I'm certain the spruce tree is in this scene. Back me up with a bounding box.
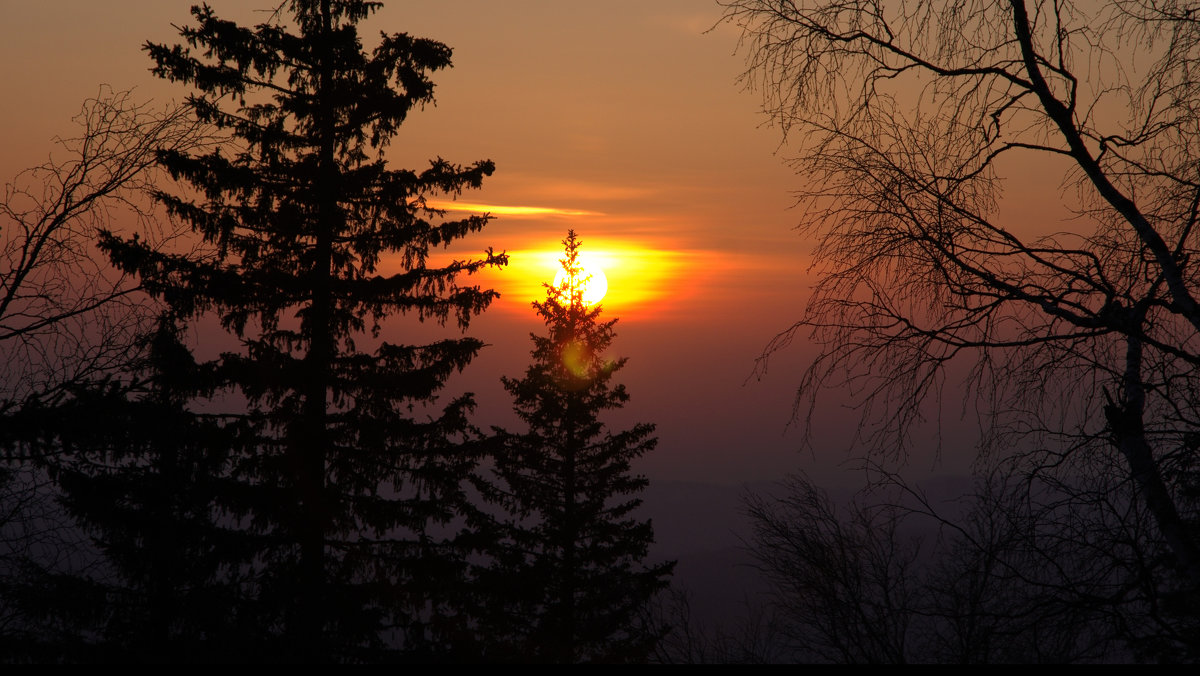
[3,317,251,662]
[479,230,673,663]
[100,0,504,660]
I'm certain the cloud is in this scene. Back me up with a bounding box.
[423,199,600,218]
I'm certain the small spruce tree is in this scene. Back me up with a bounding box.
[478,230,674,663]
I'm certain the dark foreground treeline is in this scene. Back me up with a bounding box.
[0,0,670,663]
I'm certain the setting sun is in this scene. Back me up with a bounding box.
[555,257,608,306]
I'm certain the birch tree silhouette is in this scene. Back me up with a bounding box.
[723,0,1200,657]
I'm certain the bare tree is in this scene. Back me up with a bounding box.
[646,586,792,664]
[745,475,920,662]
[0,86,207,412]
[744,470,1141,663]
[722,0,1200,642]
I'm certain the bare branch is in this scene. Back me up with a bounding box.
[0,86,214,409]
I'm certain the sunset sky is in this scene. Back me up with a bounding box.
[0,1,958,486]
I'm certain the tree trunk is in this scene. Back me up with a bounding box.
[1108,325,1200,587]
[294,0,336,660]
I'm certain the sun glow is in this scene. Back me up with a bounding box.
[481,241,694,318]
[554,257,608,306]
[386,237,718,321]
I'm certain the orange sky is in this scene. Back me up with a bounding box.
[0,1,934,484]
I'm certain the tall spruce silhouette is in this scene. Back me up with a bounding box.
[477,231,673,663]
[100,0,504,660]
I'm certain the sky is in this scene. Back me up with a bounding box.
[0,0,958,487]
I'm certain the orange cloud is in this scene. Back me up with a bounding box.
[423,199,600,218]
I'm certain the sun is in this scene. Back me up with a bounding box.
[554,257,608,306]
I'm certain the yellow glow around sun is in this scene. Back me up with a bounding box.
[480,242,693,317]
[394,238,704,320]
[554,256,608,306]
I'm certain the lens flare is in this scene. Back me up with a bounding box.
[561,339,593,379]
